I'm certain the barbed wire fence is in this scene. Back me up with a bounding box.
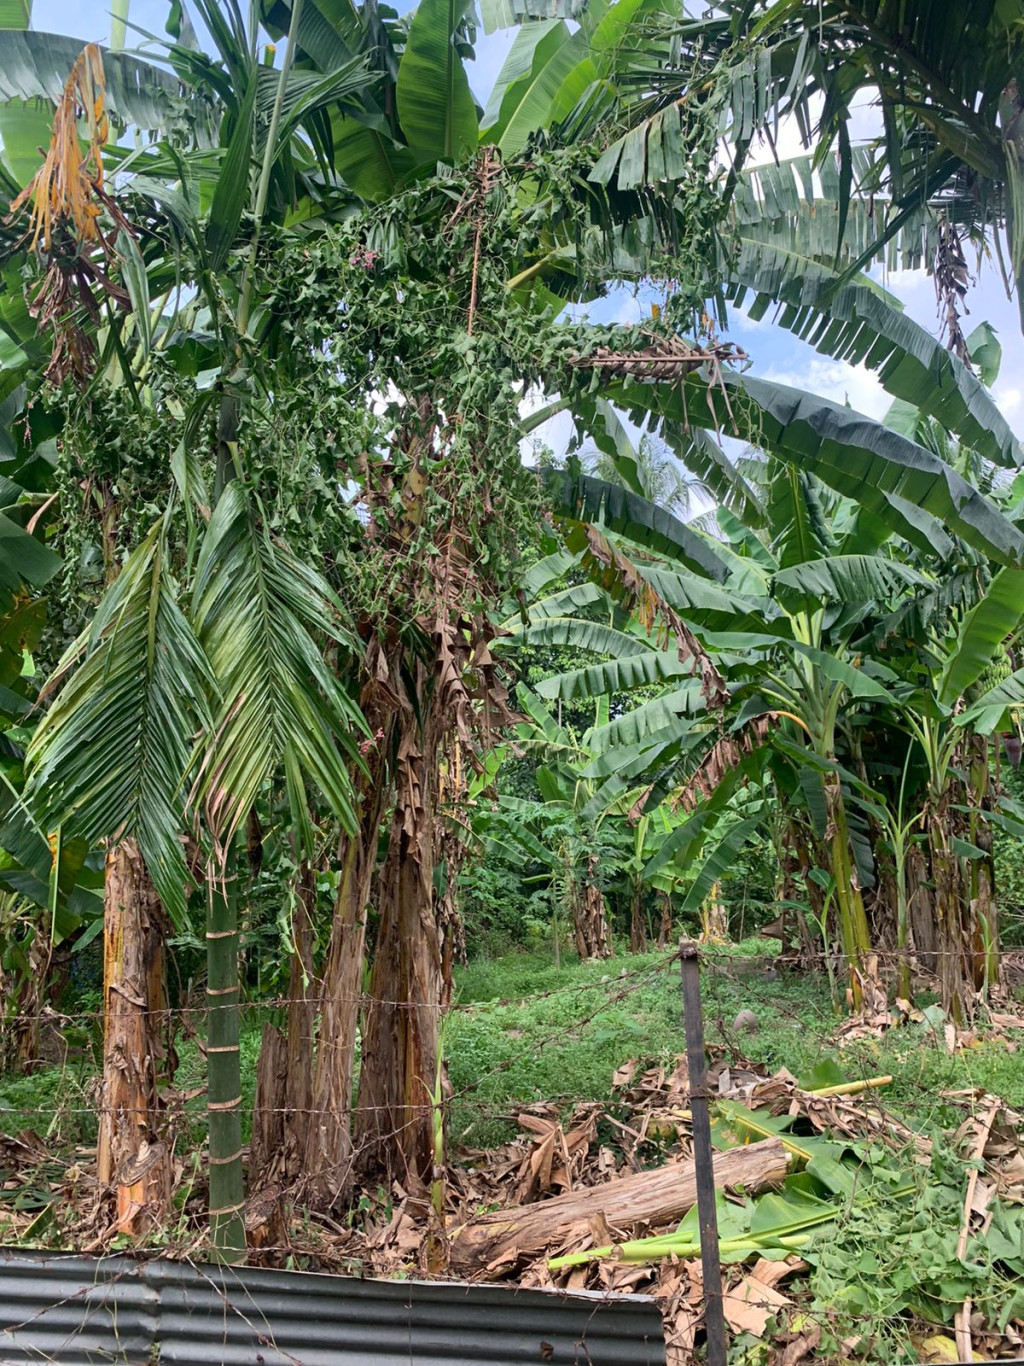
[2,943,1016,1138]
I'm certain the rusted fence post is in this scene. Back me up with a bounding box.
[680,939,726,1366]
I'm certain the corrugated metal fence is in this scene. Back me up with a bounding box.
[0,1249,666,1365]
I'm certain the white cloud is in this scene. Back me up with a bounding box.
[757,357,891,421]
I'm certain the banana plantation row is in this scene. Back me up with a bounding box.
[0,0,1023,1261]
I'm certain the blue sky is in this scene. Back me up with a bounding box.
[28,0,1024,441]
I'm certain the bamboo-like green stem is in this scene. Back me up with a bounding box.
[204,5,308,1249]
[206,869,245,1262]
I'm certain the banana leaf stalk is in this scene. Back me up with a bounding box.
[547,1182,916,1271]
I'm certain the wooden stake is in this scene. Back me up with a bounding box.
[680,939,727,1366]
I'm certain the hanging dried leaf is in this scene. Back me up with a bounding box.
[581,524,728,707]
[6,43,134,385]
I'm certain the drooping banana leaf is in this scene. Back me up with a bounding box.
[726,229,1020,468]
[0,30,218,141]
[936,566,1024,706]
[609,369,1024,566]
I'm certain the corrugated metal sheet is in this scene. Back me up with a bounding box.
[0,1249,666,1365]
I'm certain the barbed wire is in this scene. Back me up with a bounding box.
[0,949,685,1027]
[4,941,1024,1029]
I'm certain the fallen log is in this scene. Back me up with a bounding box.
[449,1137,789,1277]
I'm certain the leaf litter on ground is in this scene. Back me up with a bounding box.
[8,1022,1024,1363]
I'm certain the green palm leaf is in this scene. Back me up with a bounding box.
[25,521,213,925]
[206,72,257,271]
[190,482,365,851]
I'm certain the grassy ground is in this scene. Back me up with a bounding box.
[3,939,1023,1153]
[447,940,1024,1144]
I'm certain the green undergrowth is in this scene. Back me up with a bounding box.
[4,941,1024,1161]
[447,941,1024,1145]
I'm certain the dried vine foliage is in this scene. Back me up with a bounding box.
[677,716,772,812]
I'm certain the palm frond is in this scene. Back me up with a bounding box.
[25,521,212,924]
[190,481,366,854]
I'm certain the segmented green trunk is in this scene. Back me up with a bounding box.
[929,786,974,1025]
[967,735,999,996]
[826,780,873,1006]
[207,864,244,1261]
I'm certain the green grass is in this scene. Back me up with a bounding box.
[448,941,1024,1145]
[4,942,1024,1158]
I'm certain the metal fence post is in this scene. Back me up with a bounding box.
[679,939,727,1366]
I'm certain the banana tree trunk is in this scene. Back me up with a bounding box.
[96,838,173,1236]
[777,818,824,963]
[656,891,673,948]
[967,734,999,997]
[250,862,318,1192]
[629,880,647,953]
[700,880,728,942]
[5,916,51,1073]
[825,778,875,1008]
[929,787,974,1025]
[305,752,391,1207]
[907,836,937,979]
[356,708,445,1194]
[573,855,611,960]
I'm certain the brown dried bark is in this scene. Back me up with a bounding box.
[629,882,647,954]
[3,915,51,1073]
[449,1137,789,1277]
[656,891,673,948]
[931,786,974,1024]
[907,836,938,977]
[95,838,172,1235]
[967,734,999,995]
[250,863,318,1191]
[571,855,611,960]
[303,751,392,1207]
[356,691,446,1194]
